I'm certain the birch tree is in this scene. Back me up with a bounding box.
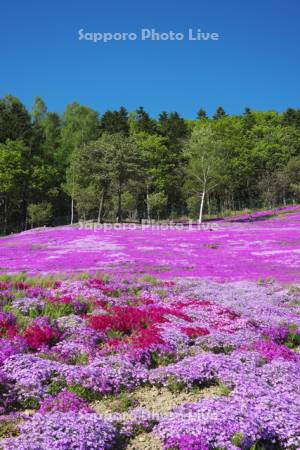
[185,127,222,223]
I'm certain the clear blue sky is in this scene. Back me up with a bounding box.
[1,0,299,118]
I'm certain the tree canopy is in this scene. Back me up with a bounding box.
[1,94,300,234]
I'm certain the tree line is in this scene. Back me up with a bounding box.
[1,94,300,233]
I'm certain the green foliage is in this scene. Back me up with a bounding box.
[101,106,129,135]
[15,310,33,330]
[47,378,68,396]
[0,95,33,144]
[43,302,74,320]
[60,101,100,156]
[68,384,102,402]
[130,107,158,135]
[120,191,137,219]
[17,396,40,410]
[167,376,186,393]
[147,192,167,220]
[0,140,31,232]
[213,106,227,120]
[150,351,176,368]
[231,431,244,447]
[184,126,224,222]
[3,305,33,330]
[107,329,125,339]
[27,202,53,227]
[1,94,300,235]
[197,108,207,120]
[32,96,47,124]
[109,392,137,412]
[141,275,158,285]
[186,195,200,218]
[0,140,30,193]
[285,331,300,348]
[70,353,89,365]
[218,383,232,396]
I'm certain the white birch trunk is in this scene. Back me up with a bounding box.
[198,191,205,224]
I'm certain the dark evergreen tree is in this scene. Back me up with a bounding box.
[282,108,300,128]
[243,107,256,130]
[0,95,33,144]
[213,106,227,120]
[101,107,129,135]
[159,111,188,144]
[134,107,157,134]
[197,108,207,120]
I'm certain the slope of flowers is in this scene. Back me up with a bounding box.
[0,274,300,449]
[1,206,300,283]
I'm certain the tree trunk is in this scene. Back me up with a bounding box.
[207,192,211,216]
[97,189,105,224]
[117,181,122,223]
[70,197,74,225]
[24,200,28,231]
[70,164,75,225]
[3,197,7,235]
[146,184,151,221]
[198,191,205,224]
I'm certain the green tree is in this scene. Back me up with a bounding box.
[42,112,61,151]
[147,192,167,220]
[158,112,188,215]
[60,102,100,221]
[108,134,139,222]
[134,132,169,220]
[31,97,47,124]
[133,107,158,134]
[101,107,129,135]
[197,109,207,120]
[28,202,53,228]
[67,135,114,223]
[0,95,33,144]
[282,108,300,128]
[66,133,138,223]
[185,127,222,223]
[60,102,100,161]
[213,106,227,120]
[120,192,137,220]
[0,140,30,232]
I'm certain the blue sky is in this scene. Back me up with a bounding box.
[1,0,299,118]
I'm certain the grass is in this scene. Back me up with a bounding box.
[109,392,138,413]
[0,272,102,288]
[140,275,158,286]
[202,204,300,222]
[0,420,20,440]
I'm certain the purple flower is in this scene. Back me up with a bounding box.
[38,390,93,414]
[164,435,208,450]
[2,412,116,449]
[253,340,299,362]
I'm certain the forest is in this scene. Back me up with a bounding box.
[1,94,300,234]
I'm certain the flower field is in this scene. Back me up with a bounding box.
[1,206,300,283]
[0,208,300,449]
